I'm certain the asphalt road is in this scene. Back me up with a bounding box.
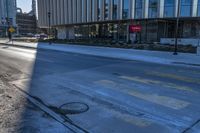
[0,45,200,133]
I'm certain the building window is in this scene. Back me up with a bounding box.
[135,0,143,19]
[180,0,192,17]
[197,0,200,16]
[164,0,175,17]
[105,0,109,20]
[113,0,118,20]
[122,0,129,19]
[148,0,158,18]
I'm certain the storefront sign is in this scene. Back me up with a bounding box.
[129,25,142,33]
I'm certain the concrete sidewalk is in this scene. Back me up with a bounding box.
[0,39,200,67]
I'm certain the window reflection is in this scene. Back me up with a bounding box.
[98,0,101,20]
[164,0,175,17]
[148,0,158,18]
[180,0,192,17]
[135,0,143,19]
[113,0,118,20]
[197,0,200,16]
[122,0,129,19]
[105,0,109,20]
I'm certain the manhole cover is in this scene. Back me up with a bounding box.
[60,102,89,115]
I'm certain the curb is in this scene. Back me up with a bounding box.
[0,42,36,50]
[1,42,200,68]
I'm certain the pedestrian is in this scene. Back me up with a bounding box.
[8,31,12,42]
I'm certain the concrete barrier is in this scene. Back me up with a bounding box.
[160,38,199,46]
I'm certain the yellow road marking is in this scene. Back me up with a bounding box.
[147,71,200,85]
[95,80,190,110]
[120,76,196,93]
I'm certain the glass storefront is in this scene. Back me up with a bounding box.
[164,0,175,17]
[148,0,158,18]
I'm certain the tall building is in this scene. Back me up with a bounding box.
[0,0,17,36]
[29,0,37,16]
[37,0,200,43]
[16,0,37,35]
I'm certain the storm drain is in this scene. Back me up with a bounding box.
[60,102,89,115]
[50,102,89,115]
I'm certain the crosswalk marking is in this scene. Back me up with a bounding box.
[147,71,200,85]
[120,76,196,93]
[95,80,190,110]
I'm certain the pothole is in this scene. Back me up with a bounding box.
[50,102,89,115]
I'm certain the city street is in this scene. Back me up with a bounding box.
[0,45,200,133]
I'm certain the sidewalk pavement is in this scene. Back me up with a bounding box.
[0,39,200,67]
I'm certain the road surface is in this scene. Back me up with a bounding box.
[0,45,200,133]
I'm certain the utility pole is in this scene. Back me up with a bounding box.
[6,0,10,39]
[48,0,51,45]
[48,11,51,44]
[174,0,181,55]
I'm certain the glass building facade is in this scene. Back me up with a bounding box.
[148,0,159,18]
[38,0,200,43]
[164,0,175,17]
[122,0,130,19]
[135,0,143,19]
[198,0,200,16]
[105,0,109,20]
[112,0,118,20]
[0,0,17,36]
[180,0,192,17]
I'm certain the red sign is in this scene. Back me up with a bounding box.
[129,25,142,33]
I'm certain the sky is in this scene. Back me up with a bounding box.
[17,0,32,13]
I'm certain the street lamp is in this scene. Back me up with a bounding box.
[48,11,52,45]
[174,0,181,55]
[6,0,10,40]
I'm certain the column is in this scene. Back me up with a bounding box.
[144,0,149,18]
[130,0,135,19]
[192,0,198,17]
[159,0,164,18]
[175,0,179,17]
